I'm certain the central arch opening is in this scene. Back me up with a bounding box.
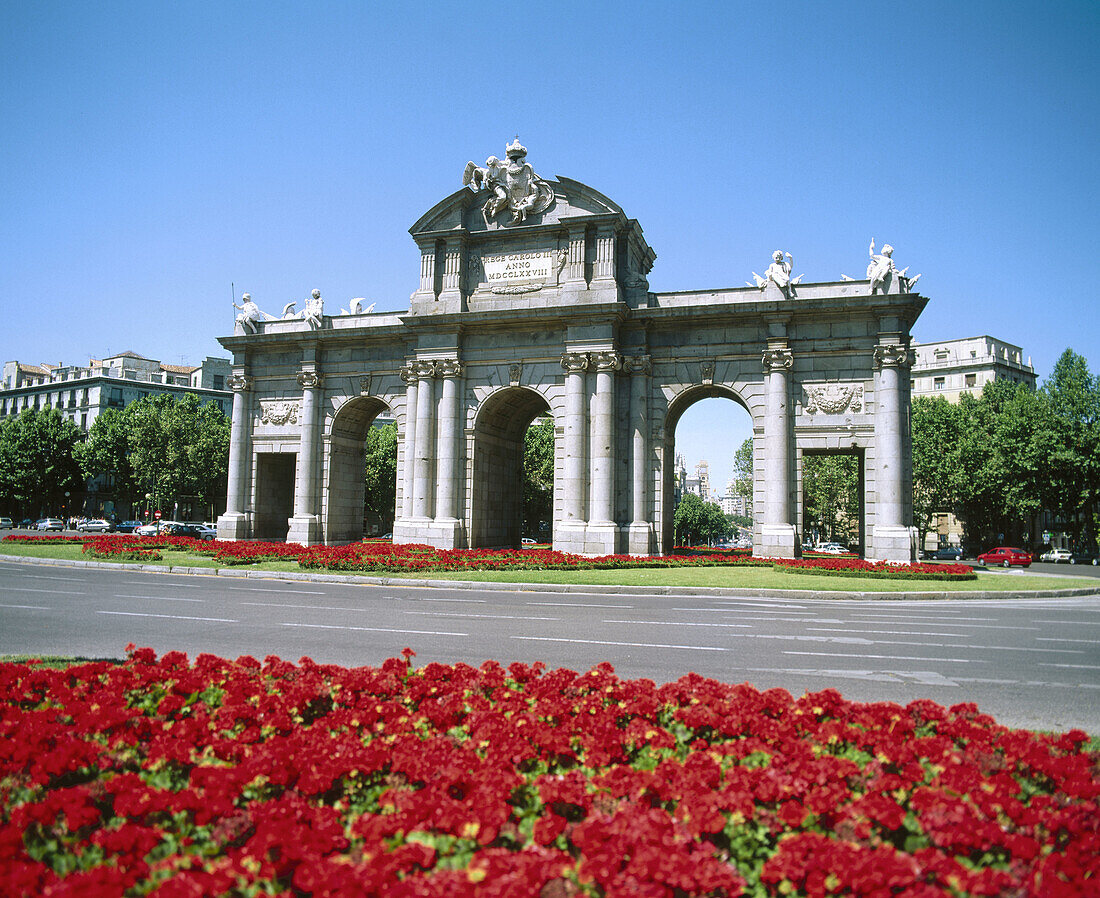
[663,389,754,551]
[471,387,553,549]
[324,396,395,544]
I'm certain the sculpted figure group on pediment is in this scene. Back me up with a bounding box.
[463,139,555,225]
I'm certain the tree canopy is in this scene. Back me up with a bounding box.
[0,408,84,518]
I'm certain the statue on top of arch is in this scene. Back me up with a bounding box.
[463,138,555,225]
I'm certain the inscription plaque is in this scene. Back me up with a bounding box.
[482,250,553,284]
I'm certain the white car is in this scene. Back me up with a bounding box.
[0,517,12,529]
[77,519,114,533]
[37,518,66,531]
[1040,548,1072,563]
[136,521,170,536]
[816,543,850,555]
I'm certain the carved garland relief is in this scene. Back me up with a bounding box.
[803,384,864,415]
[258,399,300,426]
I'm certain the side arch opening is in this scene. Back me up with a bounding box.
[470,387,553,549]
[324,396,395,544]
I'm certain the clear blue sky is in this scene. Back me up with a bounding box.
[3,2,1097,490]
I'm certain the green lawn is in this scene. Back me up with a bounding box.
[2,541,1097,593]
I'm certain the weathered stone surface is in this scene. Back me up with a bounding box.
[218,148,927,561]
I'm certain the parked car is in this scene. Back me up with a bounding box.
[160,522,215,541]
[77,518,114,533]
[815,543,850,555]
[36,518,65,531]
[0,517,12,529]
[20,519,35,528]
[135,522,168,536]
[115,521,142,533]
[976,546,1032,568]
[521,537,537,545]
[1069,548,1100,566]
[1039,548,1072,563]
[930,546,967,561]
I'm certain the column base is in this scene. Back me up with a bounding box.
[869,526,918,563]
[583,521,621,556]
[553,521,589,555]
[627,522,654,556]
[216,512,250,541]
[286,514,322,546]
[392,518,465,550]
[756,523,798,559]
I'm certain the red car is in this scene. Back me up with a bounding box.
[977,546,1032,568]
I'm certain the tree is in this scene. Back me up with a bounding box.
[523,417,555,538]
[75,406,140,513]
[363,422,398,532]
[127,394,230,517]
[801,454,860,546]
[673,492,729,546]
[0,408,84,518]
[731,437,754,523]
[910,396,963,549]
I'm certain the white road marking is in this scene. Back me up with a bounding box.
[602,619,751,628]
[807,627,974,637]
[847,614,997,621]
[1033,620,1100,626]
[0,603,51,610]
[1036,637,1100,644]
[280,622,467,636]
[14,574,85,582]
[241,602,364,611]
[97,611,238,622]
[113,594,204,603]
[742,667,961,687]
[512,635,726,651]
[416,597,487,604]
[782,650,984,663]
[524,602,633,608]
[3,587,87,595]
[402,611,560,621]
[226,587,326,594]
[1039,663,1100,670]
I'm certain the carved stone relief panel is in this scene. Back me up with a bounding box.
[258,399,300,426]
[803,384,864,415]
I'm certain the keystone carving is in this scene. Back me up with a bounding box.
[804,384,864,415]
[358,375,372,396]
[509,363,522,386]
[700,360,715,385]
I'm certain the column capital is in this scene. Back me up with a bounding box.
[435,359,464,378]
[873,344,915,369]
[226,374,253,392]
[297,370,323,389]
[624,354,652,375]
[762,347,794,373]
[592,350,623,372]
[561,351,590,373]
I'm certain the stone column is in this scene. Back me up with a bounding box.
[587,350,622,554]
[412,361,436,520]
[399,365,418,521]
[217,372,253,540]
[559,352,589,551]
[434,360,463,526]
[871,343,916,561]
[626,355,653,555]
[760,346,797,558]
[287,368,323,545]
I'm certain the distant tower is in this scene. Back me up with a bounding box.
[695,460,710,501]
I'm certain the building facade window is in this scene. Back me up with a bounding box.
[933,377,945,390]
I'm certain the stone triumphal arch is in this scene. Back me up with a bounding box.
[218,140,926,561]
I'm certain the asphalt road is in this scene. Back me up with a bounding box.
[1,558,1098,733]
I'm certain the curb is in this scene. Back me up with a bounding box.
[3,553,1100,601]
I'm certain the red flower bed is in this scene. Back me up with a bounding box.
[1,649,1096,896]
[4,534,979,580]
